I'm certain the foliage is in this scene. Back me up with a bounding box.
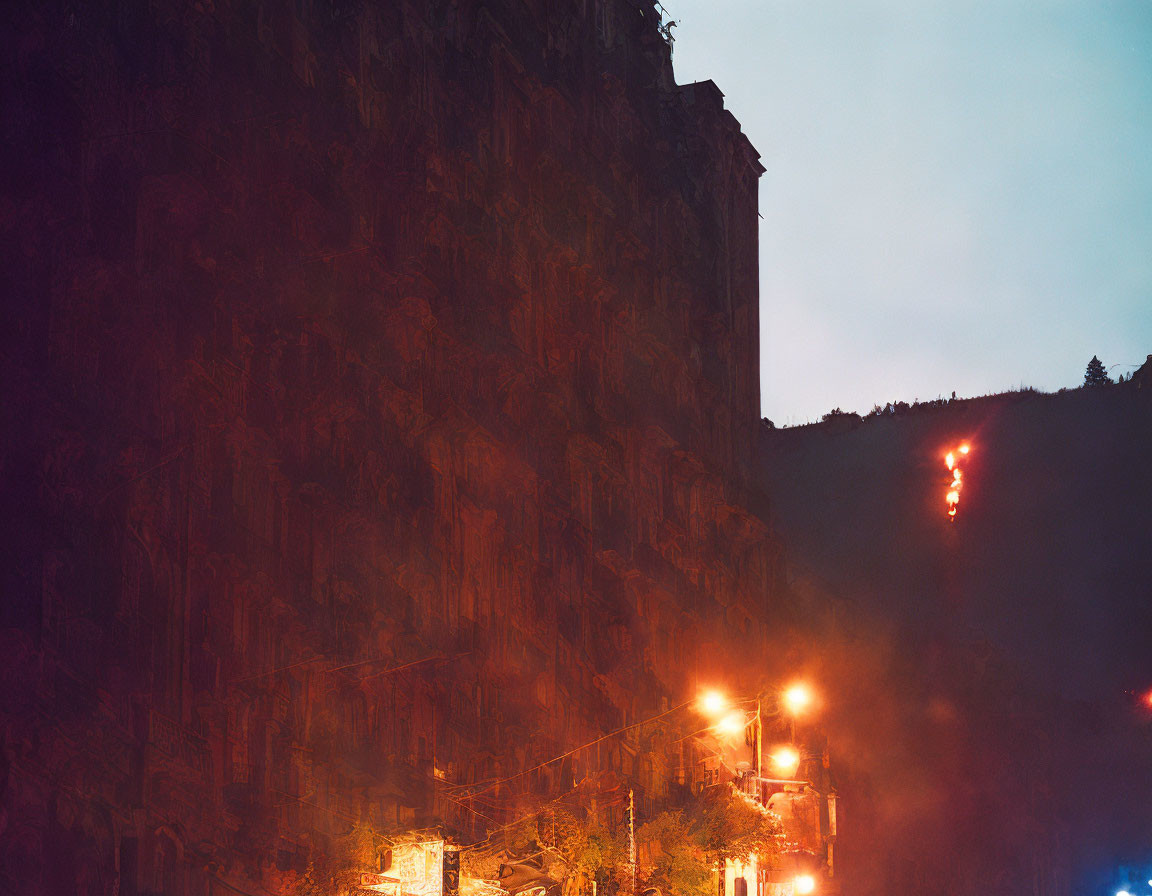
[688,786,781,864]
[636,808,712,896]
[462,788,780,896]
[636,787,781,896]
[461,806,628,896]
[550,807,629,896]
[1084,355,1112,387]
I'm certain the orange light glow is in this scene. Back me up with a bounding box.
[783,683,813,715]
[770,746,801,774]
[715,711,746,736]
[699,690,728,717]
[794,874,816,895]
[1142,689,1152,710]
[944,443,971,521]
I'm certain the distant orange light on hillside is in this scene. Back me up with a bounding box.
[944,443,971,521]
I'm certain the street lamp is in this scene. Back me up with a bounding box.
[698,681,818,781]
[699,690,728,717]
[698,690,762,778]
[768,746,801,777]
[783,684,812,715]
[781,682,814,742]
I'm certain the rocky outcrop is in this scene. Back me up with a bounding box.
[0,1,779,892]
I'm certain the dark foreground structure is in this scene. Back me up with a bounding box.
[2,1,785,893]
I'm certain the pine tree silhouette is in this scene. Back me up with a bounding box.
[1084,355,1112,387]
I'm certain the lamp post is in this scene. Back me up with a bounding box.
[782,683,812,743]
[767,746,801,778]
[697,686,829,896]
[699,685,815,789]
[753,697,762,779]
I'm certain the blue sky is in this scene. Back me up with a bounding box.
[668,0,1152,425]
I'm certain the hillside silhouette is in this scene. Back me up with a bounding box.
[761,378,1152,895]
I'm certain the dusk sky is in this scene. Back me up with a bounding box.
[670,0,1152,425]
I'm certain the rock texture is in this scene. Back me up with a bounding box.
[0,1,780,892]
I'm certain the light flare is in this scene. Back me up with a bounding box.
[715,711,746,736]
[699,690,728,717]
[943,443,972,521]
[783,683,813,714]
[770,746,801,775]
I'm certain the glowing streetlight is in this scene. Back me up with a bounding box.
[769,746,800,776]
[793,874,816,894]
[783,684,812,715]
[699,690,729,718]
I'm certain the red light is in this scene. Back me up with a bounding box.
[1143,689,1152,709]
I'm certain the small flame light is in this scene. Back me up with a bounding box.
[944,443,971,521]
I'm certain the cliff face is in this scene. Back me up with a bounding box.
[0,1,779,892]
[760,384,1152,896]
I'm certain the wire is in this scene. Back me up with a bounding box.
[459,787,595,853]
[323,653,447,677]
[231,655,325,684]
[456,699,696,800]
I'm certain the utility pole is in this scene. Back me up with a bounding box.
[754,698,762,783]
[628,788,637,896]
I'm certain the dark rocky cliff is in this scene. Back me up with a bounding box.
[0,1,779,892]
[761,381,1152,896]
